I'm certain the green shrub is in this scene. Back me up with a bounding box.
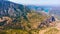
[0,32,7,34]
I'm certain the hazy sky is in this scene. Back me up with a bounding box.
[9,0,60,6]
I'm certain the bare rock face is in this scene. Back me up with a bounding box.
[2,17,12,24]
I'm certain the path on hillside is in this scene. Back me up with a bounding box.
[55,20,60,30]
[55,20,60,34]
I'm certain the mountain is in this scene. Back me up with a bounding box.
[0,0,57,30]
[0,0,49,30]
[0,0,30,18]
[0,0,32,27]
[0,0,58,34]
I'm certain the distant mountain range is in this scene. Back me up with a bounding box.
[49,7,60,20]
[26,5,60,20]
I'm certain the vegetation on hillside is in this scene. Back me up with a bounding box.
[0,10,48,34]
[44,28,59,34]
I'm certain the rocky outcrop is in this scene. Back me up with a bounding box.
[0,17,12,26]
[39,16,56,28]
